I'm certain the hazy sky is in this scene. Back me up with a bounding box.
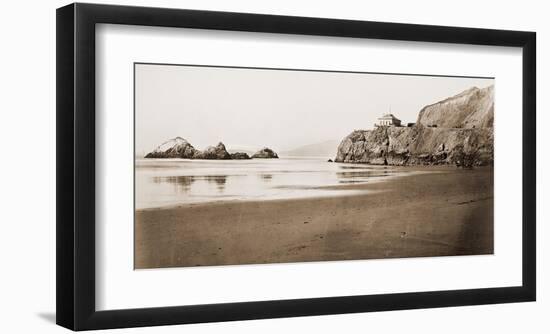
[135,64,493,154]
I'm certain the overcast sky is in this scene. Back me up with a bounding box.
[135,64,493,154]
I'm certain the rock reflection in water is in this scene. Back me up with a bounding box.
[258,174,273,182]
[336,171,392,178]
[203,175,227,192]
[338,165,392,170]
[152,175,195,193]
[152,175,228,192]
[336,169,394,184]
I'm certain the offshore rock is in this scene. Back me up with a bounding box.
[144,137,198,159]
[193,142,232,160]
[252,147,279,159]
[230,152,252,159]
[145,139,232,160]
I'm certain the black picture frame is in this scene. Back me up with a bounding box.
[56,2,536,331]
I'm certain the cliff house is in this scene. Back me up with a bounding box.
[375,113,402,127]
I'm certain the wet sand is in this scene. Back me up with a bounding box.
[135,167,493,269]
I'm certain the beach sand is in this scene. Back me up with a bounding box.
[135,167,493,269]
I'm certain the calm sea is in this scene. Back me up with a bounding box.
[135,157,415,209]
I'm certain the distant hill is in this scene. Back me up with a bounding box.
[280,140,341,157]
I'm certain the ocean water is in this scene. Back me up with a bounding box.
[135,157,415,209]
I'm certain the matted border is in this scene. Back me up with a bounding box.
[57,3,536,330]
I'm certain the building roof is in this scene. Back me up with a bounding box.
[378,113,401,121]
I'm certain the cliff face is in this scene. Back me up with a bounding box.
[417,85,494,129]
[335,85,494,167]
[335,126,493,166]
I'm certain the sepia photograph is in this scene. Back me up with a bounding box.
[134,63,494,269]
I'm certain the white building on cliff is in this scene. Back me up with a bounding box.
[375,113,402,127]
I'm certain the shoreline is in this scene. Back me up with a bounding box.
[135,165,452,212]
[135,167,493,269]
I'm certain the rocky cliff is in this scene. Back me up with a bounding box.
[335,85,494,167]
[417,85,494,128]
